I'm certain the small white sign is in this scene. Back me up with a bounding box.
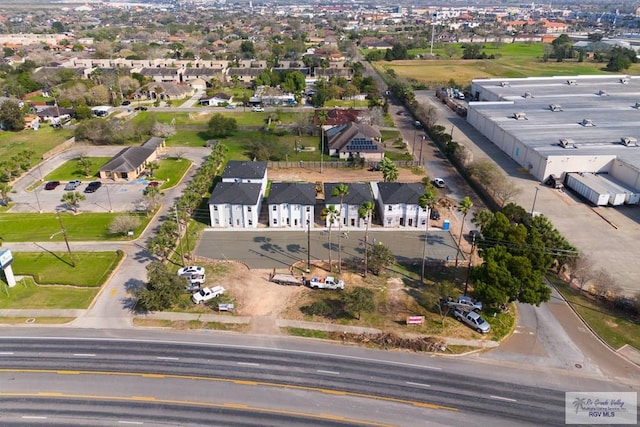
[566,392,637,424]
[0,249,13,269]
[406,316,424,325]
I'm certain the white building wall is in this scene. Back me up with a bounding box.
[269,204,312,228]
[610,160,640,190]
[380,204,427,228]
[209,203,259,228]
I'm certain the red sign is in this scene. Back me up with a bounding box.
[406,316,424,325]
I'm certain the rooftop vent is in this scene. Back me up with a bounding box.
[500,81,510,87]
[549,104,562,112]
[581,118,594,127]
[620,78,630,84]
[567,79,578,86]
[621,137,638,147]
[598,90,608,96]
[523,92,533,98]
[513,112,528,120]
[559,138,577,149]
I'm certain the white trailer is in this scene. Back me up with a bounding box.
[582,174,626,206]
[596,174,640,205]
[565,173,610,206]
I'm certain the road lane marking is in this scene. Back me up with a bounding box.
[317,370,340,375]
[0,369,457,412]
[490,395,517,402]
[237,362,260,367]
[118,422,143,425]
[1,392,397,427]
[406,381,431,388]
[73,353,96,357]
[156,357,179,361]
[0,352,14,355]
[22,416,47,419]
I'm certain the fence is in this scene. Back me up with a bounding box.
[267,160,420,169]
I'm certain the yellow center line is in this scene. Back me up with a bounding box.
[0,368,457,412]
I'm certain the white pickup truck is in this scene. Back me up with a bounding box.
[306,276,345,290]
[192,286,226,304]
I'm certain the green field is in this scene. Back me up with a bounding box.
[44,157,112,181]
[0,212,148,242]
[0,126,74,161]
[12,251,123,287]
[376,42,640,87]
[152,157,192,189]
[0,277,98,309]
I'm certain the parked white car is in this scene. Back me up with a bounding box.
[178,266,205,277]
[192,286,226,304]
[252,106,265,112]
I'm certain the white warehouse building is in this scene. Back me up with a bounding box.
[467,75,640,193]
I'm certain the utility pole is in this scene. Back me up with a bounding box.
[530,186,540,216]
[34,188,42,213]
[464,237,478,296]
[306,215,311,273]
[184,208,191,260]
[105,185,113,213]
[421,208,429,284]
[175,206,185,266]
[412,130,417,157]
[419,136,424,165]
[55,211,75,267]
[430,13,437,56]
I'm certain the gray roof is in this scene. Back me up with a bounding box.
[100,146,155,173]
[208,182,262,205]
[222,161,267,180]
[469,75,640,168]
[377,182,424,204]
[324,182,373,205]
[327,122,382,153]
[142,137,164,150]
[268,182,316,205]
[140,67,179,76]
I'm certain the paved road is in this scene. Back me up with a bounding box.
[195,229,460,269]
[1,332,630,426]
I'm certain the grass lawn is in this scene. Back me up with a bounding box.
[12,251,123,287]
[325,100,369,108]
[166,130,211,147]
[0,126,74,161]
[0,212,149,242]
[0,277,98,309]
[380,129,401,142]
[43,157,112,181]
[151,157,192,190]
[549,276,640,351]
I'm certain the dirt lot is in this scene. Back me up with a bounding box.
[268,165,425,184]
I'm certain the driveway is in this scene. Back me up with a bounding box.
[195,229,460,269]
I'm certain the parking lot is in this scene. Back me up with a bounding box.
[195,229,460,269]
[9,179,154,213]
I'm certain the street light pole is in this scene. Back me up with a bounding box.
[306,215,311,273]
[421,207,429,284]
[530,186,540,216]
[419,136,425,165]
[105,185,113,213]
[34,188,42,213]
[175,205,185,266]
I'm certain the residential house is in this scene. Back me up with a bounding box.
[268,182,316,228]
[208,182,262,228]
[139,67,181,83]
[221,160,268,198]
[23,114,40,130]
[324,182,375,228]
[375,182,428,228]
[199,92,232,106]
[99,137,165,181]
[326,121,383,161]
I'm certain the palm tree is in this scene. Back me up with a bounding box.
[321,204,339,272]
[61,191,85,213]
[77,157,93,177]
[332,183,349,273]
[317,109,329,172]
[455,196,474,268]
[146,161,160,178]
[419,189,437,283]
[380,157,398,182]
[358,201,374,277]
[0,182,11,205]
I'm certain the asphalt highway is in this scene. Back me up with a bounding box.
[0,330,625,426]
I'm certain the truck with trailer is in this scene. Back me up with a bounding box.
[565,173,610,206]
[306,276,345,290]
[269,273,304,286]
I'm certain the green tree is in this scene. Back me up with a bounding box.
[321,204,339,272]
[551,34,573,62]
[77,157,93,177]
[380,157,398,182]
[366,242,395,275]
[0,101,25,131]
[462,43,483,59]
[0,182,11,205]
[342,287,376,320]
[358,201,375,277]
[135,261,185,312]
[455,196,474,268]
[61,191,85,213]
[332,183,349,274]
[146,161,159,178]
[419,189,437,283]
[207,113,237,138]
